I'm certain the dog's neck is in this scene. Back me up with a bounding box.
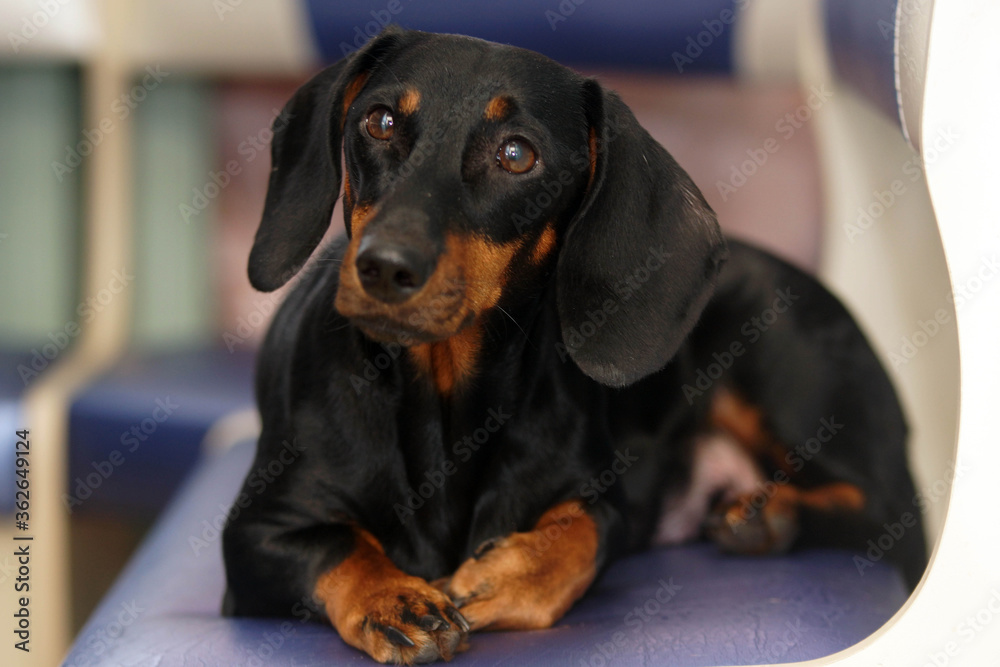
[406,282,558,400]
[408,325,485,396]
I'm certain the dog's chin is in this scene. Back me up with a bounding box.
[350,318,452,345]
[341,310,477,346]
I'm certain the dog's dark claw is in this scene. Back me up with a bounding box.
[448,608,471,633]
[419,613,445,632]
[384,626,416,647]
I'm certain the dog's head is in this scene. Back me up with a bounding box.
[249,27,726,387]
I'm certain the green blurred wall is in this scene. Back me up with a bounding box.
[0,65,80,346]
[131,78,215,349]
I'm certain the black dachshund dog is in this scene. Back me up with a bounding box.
[223,27,925,664]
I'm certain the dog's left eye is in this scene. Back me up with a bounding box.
[497,138,537,174]
[365,107,394,140]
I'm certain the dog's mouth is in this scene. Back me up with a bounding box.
[334,278,476,345]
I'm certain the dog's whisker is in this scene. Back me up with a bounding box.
[494,305,531,344]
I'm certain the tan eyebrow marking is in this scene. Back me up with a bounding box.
[484,95,514,121]
[398,88,421,115]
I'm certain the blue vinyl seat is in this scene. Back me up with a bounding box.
[63,439,908,667]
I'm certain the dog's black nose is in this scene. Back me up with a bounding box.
[355,241,434,303]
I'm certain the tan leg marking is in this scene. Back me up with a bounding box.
[444,500,599,631]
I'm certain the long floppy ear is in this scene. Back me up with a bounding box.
[557,80,728,387]
[247,26,412,292]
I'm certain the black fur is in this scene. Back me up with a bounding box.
[224,27,925,631]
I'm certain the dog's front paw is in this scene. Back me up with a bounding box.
[334,576,470,664]
[445,501,598,631]
[446,533,566,631]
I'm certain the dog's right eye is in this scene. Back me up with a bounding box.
[497,138,537,174]
[365,107,394,140]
